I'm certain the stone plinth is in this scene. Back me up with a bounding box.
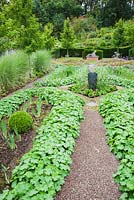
[86,56,99,61]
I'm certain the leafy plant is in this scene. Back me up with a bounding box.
[0,120,8,139]
[69,79,117,97]
[35,65,88,87]
[99,89,134,199]
[0,87,85,199]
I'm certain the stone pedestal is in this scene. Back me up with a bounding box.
[86,56,99,61]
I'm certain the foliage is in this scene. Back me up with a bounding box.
[41,23,56,50]
[0,51,29,93]
[33,0,82,35]
[124,20,134,47]
[0,10,19,53]
[35,65,88,87]
[129,48,134,59]
[0,87,85,199]
[9,111,33,134]
[61,18,76,56]
[112,19,126,48]
[96,66,134,88]
[0,0,42,54]
[32,50,52,76]
[71,16,97,40]
[99,89,134,199]
[95,0,134,27]
[69,80,117,97]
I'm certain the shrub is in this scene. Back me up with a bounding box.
[9,111,33,134]
[33,49,51,75]
[0,51,29,92]
[129,48,134,59]
[96,50,103,59]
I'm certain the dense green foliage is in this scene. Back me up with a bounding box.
[0,50,51,94]
[96,66,134,88]
[99,89,134,199]
[32,50,51,76]
[0,51,29,92]
[129,48,134,59]
[61,18,76,56]
[69,82,117,97]
[35,65,88,87]
[0,87,85,200]
[9,111,33,134]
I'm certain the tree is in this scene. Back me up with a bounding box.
[41,23,56,50]
[96,0,134,27]
[72,15,97,40]
[3,0,42,53]
[0,7,19,53]
[124,20,134,47]
[61,18,76,56]
[112,19,126,50]
[33,0,82,36]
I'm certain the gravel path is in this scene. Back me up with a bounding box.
[55,105,121,200]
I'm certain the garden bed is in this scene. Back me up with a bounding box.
[0,87,84,200]
[0,100,52,191]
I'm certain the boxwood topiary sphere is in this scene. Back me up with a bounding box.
[9,111,33,134]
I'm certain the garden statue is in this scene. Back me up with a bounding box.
[86,50,99,61]
[88,71,98,91]
[88,60,98,91]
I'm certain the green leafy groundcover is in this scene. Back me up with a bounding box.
[69,82,117,97]
[96,66,134,89]
[0,87,85,200]
[105,75,134,88]
[99,89,134,200]
[35,65,88,87]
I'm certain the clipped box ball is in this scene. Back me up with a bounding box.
[9,111,33,134]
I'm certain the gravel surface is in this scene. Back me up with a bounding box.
[55,106,121,200]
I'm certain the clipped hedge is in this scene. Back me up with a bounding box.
[52,48,84,58]
[98,46,131,58]
[99,89,134,199]
[98,47,117,58]
[119,46,130,58]
[129,48,134,59]
[0,87,85,200]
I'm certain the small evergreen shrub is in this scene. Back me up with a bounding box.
[9,111,33,134]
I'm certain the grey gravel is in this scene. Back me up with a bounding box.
[55,107,121,200]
